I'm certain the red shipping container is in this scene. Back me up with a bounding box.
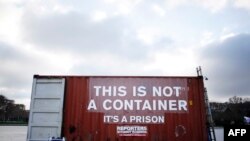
[27,76,208,141]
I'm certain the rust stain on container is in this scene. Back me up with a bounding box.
[45,76,208,141]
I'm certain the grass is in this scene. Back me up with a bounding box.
[0,121,28,126]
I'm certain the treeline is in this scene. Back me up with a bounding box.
[210,96,250,126]
[0,95,29,125]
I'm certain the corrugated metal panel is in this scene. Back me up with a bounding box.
[59,76,208,141]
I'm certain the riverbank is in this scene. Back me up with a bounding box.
[0,121,28,126]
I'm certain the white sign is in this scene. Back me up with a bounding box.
[117,126,147,136]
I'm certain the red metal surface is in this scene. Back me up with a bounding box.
[37,76,208,141]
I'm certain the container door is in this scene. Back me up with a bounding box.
[27,78,65,141]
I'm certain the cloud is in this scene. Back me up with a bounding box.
[199,33,250,101]
[0,40,75,88]
[20,10,172,61]
[161,0,228,12]
[195,0,228,12]
[0,43,33,88]
[1,0,250,108]
[21,12,121,52]
[234,0,250,10]
[0,41,76,108]
[162,0,250,13]
[103,0,142,15]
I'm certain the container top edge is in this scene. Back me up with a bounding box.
[33,74,203,79]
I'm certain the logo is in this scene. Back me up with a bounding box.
[224,125,250,141]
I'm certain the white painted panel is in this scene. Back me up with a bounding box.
[33,99,60,111]
[27,78,65,141]
[32,113,59,122]
[35,83,62,97]
[30,127,58,139]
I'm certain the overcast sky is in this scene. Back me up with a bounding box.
[1,0,250,109]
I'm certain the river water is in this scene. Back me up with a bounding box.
[214,127,224,141]
[0,126,27,141]
[0,126,223,141]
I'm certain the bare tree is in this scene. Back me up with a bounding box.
[229,96,243,104]
[243,97,250,103]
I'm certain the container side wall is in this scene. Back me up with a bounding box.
[62,76,208,141]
